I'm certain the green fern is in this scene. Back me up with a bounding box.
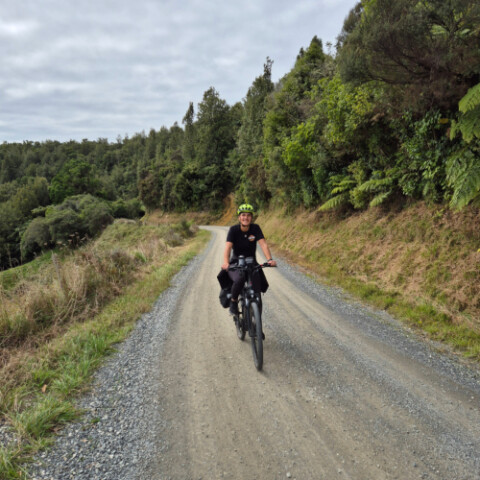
[318,192,350,211]
[356,176,393,193]
[369,191,392,207]
[318,174,356,211]
[330,178,356,194]
[459,83,480,113]
[451,83,480,143]
[446,146,480,209]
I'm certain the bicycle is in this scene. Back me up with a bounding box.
[228,255,274,371]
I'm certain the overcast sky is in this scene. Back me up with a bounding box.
[1,0,358,144]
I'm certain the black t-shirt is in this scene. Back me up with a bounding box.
[226,223,264,262]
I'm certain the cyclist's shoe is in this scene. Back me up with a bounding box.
[229,301,239,316]
[262,331,265,340]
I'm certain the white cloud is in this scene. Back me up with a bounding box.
[0,19,39,37]
[0,0,358,142]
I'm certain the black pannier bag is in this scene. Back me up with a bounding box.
[217,269,233,308]
[256,268,269,293]
[219,288,231,308]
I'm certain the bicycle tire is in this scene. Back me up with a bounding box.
[249,301,263,370]
[235,303,246,340]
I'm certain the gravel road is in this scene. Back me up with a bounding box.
[30,226,480,480]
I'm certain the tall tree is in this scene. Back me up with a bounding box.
[338,0,480,112]
[191,87,237,208]
[236,58,274,204]
[182,102,196,163]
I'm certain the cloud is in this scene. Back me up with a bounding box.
[0,0,358,143]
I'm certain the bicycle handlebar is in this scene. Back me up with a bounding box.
[228,261,276,271]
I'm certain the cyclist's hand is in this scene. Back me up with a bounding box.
[221,262,230,270]
[267,259,277,267]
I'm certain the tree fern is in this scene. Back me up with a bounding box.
[369,191,392,207]
[318,174,355,211]
[330,177,356,194]
[446,146,480,209]
[318,192,350,211]
[354,173,394,207]
[356,176,393,193]
[458,83,480,114]
[451,83,480,143]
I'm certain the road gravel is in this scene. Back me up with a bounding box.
[30,226,480,480]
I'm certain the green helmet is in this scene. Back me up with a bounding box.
[237,203,255,215]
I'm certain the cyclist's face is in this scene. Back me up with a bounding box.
[239,212,252,226]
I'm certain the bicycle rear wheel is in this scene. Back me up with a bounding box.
[249,301,263,370]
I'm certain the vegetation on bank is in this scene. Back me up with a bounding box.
[0,220,209,479]
[258,203,480,360]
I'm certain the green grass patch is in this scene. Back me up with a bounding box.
[0,446,25,480]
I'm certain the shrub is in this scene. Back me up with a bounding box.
[20,217,51,260]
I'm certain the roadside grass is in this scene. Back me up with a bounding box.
[0,222,210,479]
[258,204,480,361]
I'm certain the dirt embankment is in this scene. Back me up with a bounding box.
[257,203,480,335]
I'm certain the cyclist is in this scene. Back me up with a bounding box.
[221,204,277,316]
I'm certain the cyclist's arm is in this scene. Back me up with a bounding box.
[258,238,277,267]
[222,241,233,270]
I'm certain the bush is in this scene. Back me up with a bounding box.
[111,198,144,219]
[20,217,51,260]
[80,201,113,237]
[47,208,81,246]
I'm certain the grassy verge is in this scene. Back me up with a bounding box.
[0,222,210,479]
[258,204,480,361]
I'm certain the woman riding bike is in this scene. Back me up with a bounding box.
[221,204,277,316]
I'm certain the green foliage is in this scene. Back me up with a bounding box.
[110,198,144,219]
[20,195,114,260]
[19,218,51,259]
[235,59,274,205]
[263,38,330,206]
[319,174,356,211]
[354,172,395,208]
[395,110,452,203]
[450,83,480,142]
[446,142,480,208]
[338,0,480,112]
[49,156,100,204]
[176,87,238,211]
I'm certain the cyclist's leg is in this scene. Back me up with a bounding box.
[228,270,244,315]
[227,270,245,299]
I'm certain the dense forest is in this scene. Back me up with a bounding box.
[1,0,479,271]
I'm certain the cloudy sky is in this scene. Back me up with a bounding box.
[1,0,358,143]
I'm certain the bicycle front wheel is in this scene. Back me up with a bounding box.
[249,301,263,370]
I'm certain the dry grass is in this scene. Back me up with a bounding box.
[0,219,198,397]
[258,203,480,354]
